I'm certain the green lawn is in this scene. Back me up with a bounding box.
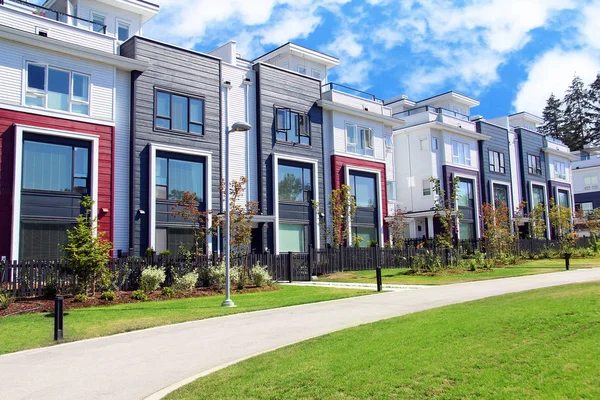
[319,257,600,285]
[0,286,372,355]
[167,282,600,400]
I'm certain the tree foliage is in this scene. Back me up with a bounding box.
[481,201,513,257]
[548,198,576,255]
[314,184,356,248]
[430,176,461,247]
[388,207,410,248]
[61,196,113,295]
[529,203,547,239]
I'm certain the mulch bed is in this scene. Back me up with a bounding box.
[0,285,279,317]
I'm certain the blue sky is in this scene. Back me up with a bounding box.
[144,0,600,118]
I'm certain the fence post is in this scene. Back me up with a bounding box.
[376,267,382,292]
[308,246,313,281]
[287,251,293,283]
[54,296,64,341]
[565,253,570,271]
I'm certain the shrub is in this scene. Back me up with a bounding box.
[99,291,116,301]
[145,247,155,257]
[173,271,197,292]
[140,266,166,293]
[43,279,60,298]
[73,294,87,303]
[0,286,13,310]
[250,263,273,287]
[161,286,175,297]
[131,290,148,301]
[204,262,244,290]
[159,249,171,256]
[410,250,443,273]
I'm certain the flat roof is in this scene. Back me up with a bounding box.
[253,42,339,68]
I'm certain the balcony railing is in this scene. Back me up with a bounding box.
[436,107,470,121]
[322,82,381,102]
[545,136,566,146]
[1,0,107,34]
[393,106,470,121]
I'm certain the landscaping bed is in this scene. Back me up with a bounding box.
[0,286,279,317]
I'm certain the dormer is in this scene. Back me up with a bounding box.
[253,42,339,81]
[509,112,543,132]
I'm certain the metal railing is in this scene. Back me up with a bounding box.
[1,0,107,34]
[436,107,470,121]
[322,82,381,102]
[393,105,437,118]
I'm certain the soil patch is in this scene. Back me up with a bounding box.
[0,285,279,317]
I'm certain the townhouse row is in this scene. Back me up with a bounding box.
[0,0,577,261]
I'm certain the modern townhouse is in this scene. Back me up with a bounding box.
[385,92,489,241]
[319,83,401,247]
[571,149,600,215]
[0,0,157,261]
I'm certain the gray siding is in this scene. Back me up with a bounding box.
[517,127,547,209]
[120,37,221,254]
[476,121,512,204]
[254,63,325,248]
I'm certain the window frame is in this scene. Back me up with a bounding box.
[155,154,206,203]
[488,149,505,174]
[349,172,378,209]
[345,123,374,156]
[24,62,91,116]
[584,175,599,189]
[275,107,310,145]
[90,12,106,33]
[554,161,566,180]
[527,154,542,175]
[277,162,313,203]
[154,89,206,135]
[422,179,431,196]
[116,19,131,42]
[452,141,471,166]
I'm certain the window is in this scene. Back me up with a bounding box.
[117,21,130,41]
[275,108,310,145]
[23,139,89,193]
[493,184,509,208]
[156,156,204,202]
[528,154,542,175]
[557,190,570,208]
[25,63,90,115]
[278,163,312,202]
[459,222,474,240]
[554,161,566,180]
[577,202,593,216]
[91,14,105,33]
[155,227,196,254]
[384,136,393,150]
[422,179,431,196]
[279,224,306,252]
[20,222,73,260]
[457,178,475,240]
[346,125,373,156]
[431,137,438,150]
[489,150,505,173]
[452,141,471,166]
[155,90,204,134]
[584,176,598,190]
[387,181,396,201]
[457,179,474,208]
[350,173,377,208]
[419,138,429,151]
[532,185,545,207]
[311,69,321,79]
[352,227,378,247]
[297,65,307,74]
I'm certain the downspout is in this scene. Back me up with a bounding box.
[244,79,251,202]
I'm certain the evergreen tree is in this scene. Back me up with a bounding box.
[539,93,564,140]
[587,73,600,143]
[562,75,595,150]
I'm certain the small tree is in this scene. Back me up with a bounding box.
[529,203,547,239]
[582,207,600,251]
[313,184,356,248]
[540,93,564,140]
[171,191,209,256]
[61,196,113,295]
[430,176,461,247]
[548,198,576,255]
[481,201,512,258]
[388,206,410,248]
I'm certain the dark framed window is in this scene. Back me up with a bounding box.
[349,173,377,208]
[493,184,509,208]
[457,178,475,240]
[557,189,570,208]
[351,226,378,247]
[20,222,74,260]
[528,154,542,175]
[155,227,196,255]
[275,107,310,145]
[156,155,204,202]
[532,184,545,207]
[22,138,89,194]
[155,90,204,135]
[278,162,312,202]
[489,150,505,173]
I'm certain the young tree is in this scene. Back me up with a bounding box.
[562,75,596,150]
[540,93,564,140]
[313,184,357,248]
[582,207,600,251]
[548,198,576,255]
[529,203,547,239]
[481,201,512,258]
[388,207,410,248]
[430,176,461,247]
[61,196,113,295]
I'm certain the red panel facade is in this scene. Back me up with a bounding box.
[0,108,115,258]
[330,155,389,242]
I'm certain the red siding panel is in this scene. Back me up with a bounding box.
[0,108,114,258]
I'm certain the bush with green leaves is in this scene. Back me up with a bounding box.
[0,285,13,310]
[99,291,116,301]
[173,271,198,292]
[131,290,148,301]
[140,266,166,293]
[409,250,443,273]
[73,294,87,303]
[161,286,175,297]
[43,279,60,298]
[250,263,273,287]
[204,262,243,290]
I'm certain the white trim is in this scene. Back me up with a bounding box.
[0,104,115,126]
[452,171,481,239]
[273,153,320,255]
[345,165,385,248]
[148,143,213,253]
[317,99,402,127]
[11,124,99,261]
[529,181,550,239]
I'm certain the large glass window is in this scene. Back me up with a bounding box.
[156,156,204,202]
[278,163,312,202]
[276,108,310,145]
[459,222,474,240]
[557,190,570,208]
[352,227,378,247]
[554,161,566,180]
[452,141,471,166]
[350,173,377,208]
[457,180,474,207]
[155,90,204,134]
[23,140,89,193]
[532,185,545,207]
[20,222,73,260]
[489,150,505,173]
[279,223,306,252]
[528,154,542,175]
[155,227,196,255]
[493,184,509,208]
[25,63,90,115]
[346,125,374,156]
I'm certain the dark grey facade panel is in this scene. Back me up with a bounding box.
[476,121,512,204]
[517,128,546,208]
[120,37,221,254]
[574,192,600,208]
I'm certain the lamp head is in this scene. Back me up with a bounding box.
[230,121,251,133]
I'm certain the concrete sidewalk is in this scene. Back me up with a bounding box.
[1,268,598,400]
[279,281,430,291]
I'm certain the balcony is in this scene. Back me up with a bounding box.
[544,136,570,154]
[321,83,392,116]
[0,0,115,53]
[393,106,475,131]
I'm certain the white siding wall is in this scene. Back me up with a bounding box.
[573,166,600,194]
[547,153,571,183]
[0,6,114,53]
[113,69,130,252]
[221,63,257,205]
[331,111,386,160]
[0,39,115,122]
[78,0,142,46]
[442,131,479,172]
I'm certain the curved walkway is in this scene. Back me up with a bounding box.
[1,268,599,400]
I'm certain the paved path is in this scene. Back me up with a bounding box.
[279,281,430,291]
[1,268,599,400]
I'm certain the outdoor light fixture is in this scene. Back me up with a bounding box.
[138,209,146,215]
[101,208,109,213]
[222,121,252,308]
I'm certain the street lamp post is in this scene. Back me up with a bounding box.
[222,121,252,308]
